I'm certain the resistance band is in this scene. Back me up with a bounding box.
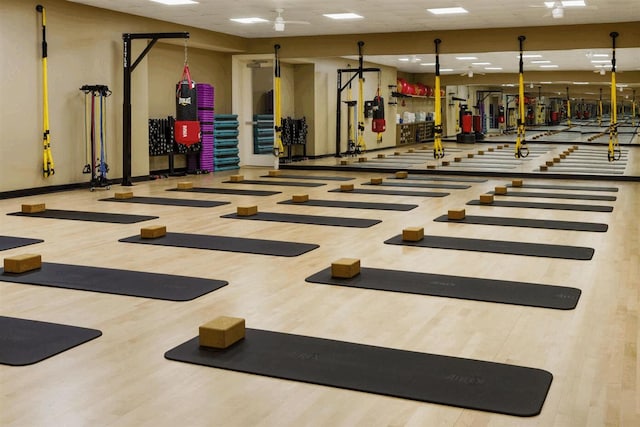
[608,32,621,162]
[357,41,366,153]
[433,38,444,159]
[515,36,529,159]
[273,44,285,156]
[36,5,55,178]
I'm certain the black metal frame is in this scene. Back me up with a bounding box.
[122,32,189,186]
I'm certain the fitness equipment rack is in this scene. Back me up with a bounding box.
[36,5,55,178]
[335,41,380,157]
[122,32,189,186]
[80,84,112,190]
[514,35,529,159]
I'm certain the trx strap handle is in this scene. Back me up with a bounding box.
[357,41,366,153]
[515,35,529,159]
[608,32,621,162]
[273,44,285,156]
[36,5,55,178]
[433,38,445,159]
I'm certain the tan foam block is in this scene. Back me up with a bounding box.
[426,165,436,169]
[331,258,360,279]
[21,203,46,213]
[454,157,462,162]
[230,175,244,182]
[467,153,474,158]
[4,254,42,273]
[141,225,166,239]
[402,227,424,242]
[395,171,408,179]
[546,161,554,167]
[237,205,258,216]
[479,194,494,204]
[377,154,386,159]
[394,151,401,156]
[115,191,134,200]
[495,186,508,195]
[442,161,450,166]
[497,145,503,149]
[568,148,574,153]
[573,145,579,149]
[358,157,368,163]
[370,178,383,185]
[477,150,485,155]
[340,160,350,165]
[560,154,567,159]
[177,181,193,190]
[504,144,510,147]
[553,157,561,163]
[408,149,415,153]
[540,165,548,171]
[292,194,309,203]
[199,316,245,349]
[340,183,354,192]
[512,179,523,187]
[447,209,466,220]
[268,170,281,177]
[488,148,495,152]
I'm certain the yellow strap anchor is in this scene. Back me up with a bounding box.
[37,5,55,177]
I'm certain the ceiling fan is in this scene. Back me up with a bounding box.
[529,1,598,19]
[269,9,310,32]
[459,66,485,78]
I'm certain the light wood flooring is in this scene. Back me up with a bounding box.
[1,147,639,426]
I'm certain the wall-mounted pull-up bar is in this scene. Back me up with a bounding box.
[122,32,189,186]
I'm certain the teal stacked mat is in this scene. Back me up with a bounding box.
[214,114,240,170]
[253,114,274,154]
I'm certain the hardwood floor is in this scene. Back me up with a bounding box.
[1,149,639,426]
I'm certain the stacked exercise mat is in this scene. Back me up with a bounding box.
[197,83,214,172]
[253,114,274,154]
[148,117,174,156]
[213,114,240,171]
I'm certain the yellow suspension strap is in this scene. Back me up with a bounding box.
[515,35,529,159]
[566,87,571,128]
[598,88,603,127]
[36,5,55,177]
[632,90,636,127]
[608,32,621,162]
[356,41,366,153]
[433,38,445,159]
[346,67,356,151]
[273,44,285,157]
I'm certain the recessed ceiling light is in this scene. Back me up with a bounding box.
[573,82,589,85]
[594,64,610,68]
[398,58,410,62]
[427,7,468,15]
[230,17,268,24]
[455,56,478,60]
[590,60,610,63]
[150,0,198,4]
[531,60,551,64]
[502,84,516,87]
[323,13,363,20]
[439,68,454,72]
[522,54,543,58]
[472,62,491,65]
[592,54,609,57]
[540,65,559,68]
[540,81,553,84]
[420,63,436,66]
[544,0,585,7]
[484,67,503,70]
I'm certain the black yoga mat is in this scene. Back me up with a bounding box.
[168,187,280,196]
[8,209,157,224]
[119,233,318,257]
[278,199,418,211]
[166,329,552,417]
[223,180,325,187]
[363,182,471,190]
[467,199,613,213]
[100,196,230,208]
[0,316,101,366]
[490,191,616,202]
[434,214,608,232]
[0,262,226,301]
[505,184,618,192]
[387,175,487,183]
[384,234,594,260]
[221,212,380,228]
[306,267,580,310]
[260,174,353,181]
[329,188,449,198]
[0,235,43,251]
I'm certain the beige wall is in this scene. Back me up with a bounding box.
[0,0,243,192]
